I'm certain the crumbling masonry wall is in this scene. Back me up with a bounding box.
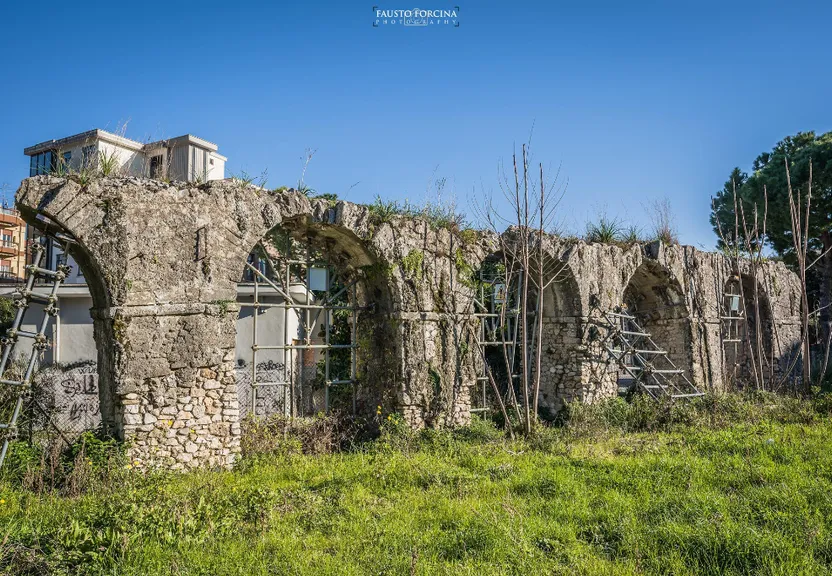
[528,239,803,413]
[15,177,480,468]
[14,177,803,469]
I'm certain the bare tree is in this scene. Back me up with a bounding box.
[786,159,813,391]
[473,143,567,434]
[711,157,824,393]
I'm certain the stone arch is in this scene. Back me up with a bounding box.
[621,259,693,384]
[467,251,516,414]
[14,187,121,437]
[234,213,397,420]
[722,272,774,387]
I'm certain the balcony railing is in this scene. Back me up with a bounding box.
[0,209,23,229]
[0,239,18,254]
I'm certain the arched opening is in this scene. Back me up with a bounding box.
[619,261,692,393]
[236,218,392,419]
[721,273,774,388]
[0,211,113,444]
[471,253,582,420]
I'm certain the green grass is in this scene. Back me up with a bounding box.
[2,396,832,575]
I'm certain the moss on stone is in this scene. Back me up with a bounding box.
[458,228,479,245]
[401,249,424,281]
[454,249,475,289]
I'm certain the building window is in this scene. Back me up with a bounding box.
[62,151,72,171]
[150,155,164,179]
[29,151,55,176]
[82,145,96,168]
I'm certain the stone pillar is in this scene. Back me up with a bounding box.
[15,176,252,470]
[99,304,241,469]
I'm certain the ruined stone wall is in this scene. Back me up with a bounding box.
[14,176,804,470]
[529,239,803,411]
[15,177,482,467]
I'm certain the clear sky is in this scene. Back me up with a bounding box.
[1,0,830,249]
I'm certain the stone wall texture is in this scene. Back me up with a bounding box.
[14,176,803,469]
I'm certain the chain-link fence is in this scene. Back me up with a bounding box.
[0,356,99,453]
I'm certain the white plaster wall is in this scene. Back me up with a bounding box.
[58,296,95,363]
[235,293,303,368]
[207,154,225,181]
[54,143,89,172]
[9,300,55,366]
[97,141,146,177]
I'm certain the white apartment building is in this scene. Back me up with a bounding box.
[25,129,226,183]
[24,129,227,284]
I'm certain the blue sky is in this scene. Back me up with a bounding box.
[0,0,830,248]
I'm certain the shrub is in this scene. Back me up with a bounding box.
[648,197,679,245]
[240,412,357,459]
[585,214,625,244]
[0,294,17,333]
[553,390,823,439]
[0,428,126,495]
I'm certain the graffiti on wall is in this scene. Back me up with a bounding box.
[34,361,101,438]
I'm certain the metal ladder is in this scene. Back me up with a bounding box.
[0,243,69,467]
[590,305,704,400]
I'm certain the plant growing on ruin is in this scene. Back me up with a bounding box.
[401,249,424,281]
[621,224,644,246]
[367,195,403,224]
[213,299,236,316]
[648,197,679,245]
[313,192,339,207]
[584,212,624,244]
[232,170,268,190]
[98,149,121,177]
[366,194,467,231]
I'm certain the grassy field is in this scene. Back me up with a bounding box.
[1,395,832,575]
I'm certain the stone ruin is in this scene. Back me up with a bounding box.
[13,176,803,469]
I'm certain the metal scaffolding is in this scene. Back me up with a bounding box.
[238,232,363,418]
[472,267,524,414]
[721,279,745,383]
[0,241,71,467]
[590,302,704,400]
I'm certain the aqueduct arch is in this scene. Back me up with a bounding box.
[14,176,480,468]
[235,217,395,419]
[621,259,693,384]
[11,176,805,469]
